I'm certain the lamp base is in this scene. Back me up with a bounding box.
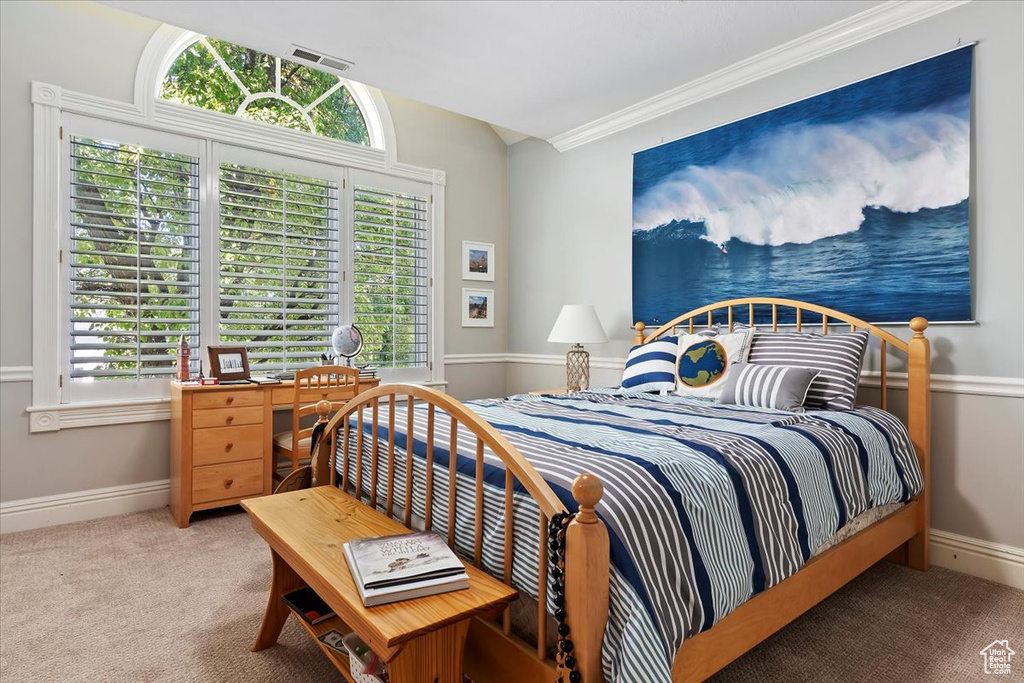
[565,344,590,392]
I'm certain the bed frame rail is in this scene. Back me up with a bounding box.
[314,384,610,683]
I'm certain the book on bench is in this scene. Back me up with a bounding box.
[282,586,336,625]
[343,531,469,607]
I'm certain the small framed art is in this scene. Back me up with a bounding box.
[207,346,251,381]
[462,288,494,327]
[462,240,495,281]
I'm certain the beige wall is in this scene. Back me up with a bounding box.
[0,1,508,503]
[506,1,1024,548]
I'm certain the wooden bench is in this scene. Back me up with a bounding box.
[243,486,518,683]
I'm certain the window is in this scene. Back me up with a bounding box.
[60,125,432,398]
[353,186,429,370]
[218,161,340,371]
[30,26,441,431]
[160,37,370,145]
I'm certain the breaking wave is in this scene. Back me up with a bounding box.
[632,96,970,247]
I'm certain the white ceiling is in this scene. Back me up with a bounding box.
[102,0,883,142]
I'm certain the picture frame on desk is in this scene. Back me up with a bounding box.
[207,345,251,381]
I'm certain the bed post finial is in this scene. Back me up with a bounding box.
[906,317,931,571]
[572,473,603,524]
[565,473,609,683]
[633,322,646,346]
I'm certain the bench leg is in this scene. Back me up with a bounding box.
[253,548,305,651]
[386,619,470,683]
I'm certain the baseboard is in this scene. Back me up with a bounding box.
[930,529,1024,590]
[0,479,170,534]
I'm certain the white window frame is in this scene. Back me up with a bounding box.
[28,29,446,433]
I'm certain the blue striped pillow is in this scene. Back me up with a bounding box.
[621,337,678,392]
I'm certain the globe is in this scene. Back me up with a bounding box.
[677,339,728,388]
[331,324,363,358]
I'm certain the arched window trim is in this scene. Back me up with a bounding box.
[134,24,397,162]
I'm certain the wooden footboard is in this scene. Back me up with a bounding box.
[314,384,611,683]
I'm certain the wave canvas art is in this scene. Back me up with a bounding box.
[632,46,973,325]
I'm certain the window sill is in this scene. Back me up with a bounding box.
[27,379,450,433]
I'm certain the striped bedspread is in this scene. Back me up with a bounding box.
[338,390,923,682]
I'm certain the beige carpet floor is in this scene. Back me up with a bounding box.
[1,507,1021,682]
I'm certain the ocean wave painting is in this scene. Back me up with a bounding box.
[632,46,973,325]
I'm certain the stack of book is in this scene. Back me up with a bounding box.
[343,531,469,607]
[357,365,379,379]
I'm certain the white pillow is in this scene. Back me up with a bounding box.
[675,328,753,399]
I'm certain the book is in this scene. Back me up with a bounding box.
[343,542,468,607]
[346,531,466,590]
[247,375,281,385]
[282,587,336,625]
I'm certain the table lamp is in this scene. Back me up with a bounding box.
[547,304,608,392]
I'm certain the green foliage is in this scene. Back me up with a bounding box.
[160,38,370,145]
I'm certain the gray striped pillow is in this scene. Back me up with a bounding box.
[746,329,869,410]
[718,363,820,411]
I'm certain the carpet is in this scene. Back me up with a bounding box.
[1,507,1021,682]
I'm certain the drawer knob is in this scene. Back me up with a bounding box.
[225,479,234,488]
[225,443,233,452]
[226,396,234,405]
[225,416,234,424]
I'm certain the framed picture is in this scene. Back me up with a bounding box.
[462,240,495,281]
[207,346,251,380]
[461,288,494,327]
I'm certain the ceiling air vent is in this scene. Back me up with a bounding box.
[288,44,354,75]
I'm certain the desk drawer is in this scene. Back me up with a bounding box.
[270,386,356,406]
[193,390,262,410]
[192,406,263,429]
[192,459,263,504]
[192,424,263,466]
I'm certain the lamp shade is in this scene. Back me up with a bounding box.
[547,305,608,344]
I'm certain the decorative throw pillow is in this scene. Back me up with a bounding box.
[718,363,820,411]
[621,337,678,393]
[746,329,870,410]
[675,328,753,399]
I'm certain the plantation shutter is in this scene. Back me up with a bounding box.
[218,162,339,371]
[352,185,429,371]
[68,136,200,382]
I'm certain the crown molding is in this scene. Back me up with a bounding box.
[547,0,971,152]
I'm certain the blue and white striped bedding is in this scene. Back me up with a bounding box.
[338,389,923,682]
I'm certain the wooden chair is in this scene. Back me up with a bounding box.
[274,400,333,494]
[272,366,359,482]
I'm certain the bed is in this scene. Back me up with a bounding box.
[314,298,932,683]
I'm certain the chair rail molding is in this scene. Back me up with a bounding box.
[0,366,33,383]
[547,0,970,152]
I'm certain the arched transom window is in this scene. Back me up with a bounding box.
[160,37,370,145]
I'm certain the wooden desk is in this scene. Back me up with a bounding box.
[243,487,517,683]
[169,377,380,527]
